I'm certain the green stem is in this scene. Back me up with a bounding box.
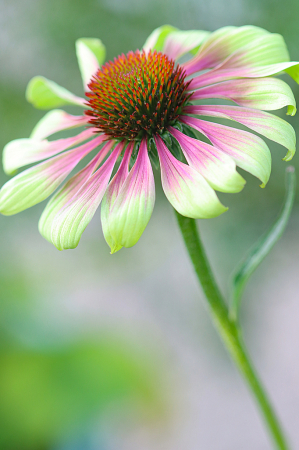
[230,167,296,321]
[175,211,290,450]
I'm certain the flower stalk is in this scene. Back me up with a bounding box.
[175,211,290,450]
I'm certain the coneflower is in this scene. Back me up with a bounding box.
[0,25,297,252]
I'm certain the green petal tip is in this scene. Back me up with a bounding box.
[283,150,294,162]
[287,105,297,116]
[110,244,123,254]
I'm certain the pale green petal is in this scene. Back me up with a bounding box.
[49,144,120,251]
[109,183,155,252]
[30,109,88,140]
[3,129,94,175]
[162,162,227,218]
[106,141,155,252]
[169,126,246,193]
[163,30,210,59]
[143,25,177,52]
[39,141,110,243]
[0,150,82,215]
[39,168,92,244]
[197,25,256,55]
[185,26,269,72]
[187,105,296,161]
[0,167,51,215]
[221,33,290,68]
[3,139,50,175]
[101,191,123,253]
[191,77,296,115]
[76,38,106,89]
[183,117,271,187]
[101,144,132,253]
[143,26,210,59]
[26,76,85,110]
[155,136,227,219]
[102,218,123,253]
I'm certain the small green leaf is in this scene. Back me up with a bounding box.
[230,166,296,321]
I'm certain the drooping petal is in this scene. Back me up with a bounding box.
[26,76,85,110]
[143,26,209,60]
[169,127,245,193]
[182,116,271,186]
[230,61,299,85]
[163,30,210,60]
[0,136,103,215]
[187,30,298,89]
[49,142,123,251]
[219,32,289,69]
[188,62,299,91]
[3,128,97,175]
[76,38,106,90]
[209,32,290,79]
[30,110,89,140]
[190,78,296,115]
[143,25,177,53]
[39,139,114,243]
[154,135,227,219]
[101,142,134,253]
[103,139,155,253]
[183,25,270,75]
[185,104,296,161]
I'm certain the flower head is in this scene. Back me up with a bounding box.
[0,26,297,252]
[85,50,191,140]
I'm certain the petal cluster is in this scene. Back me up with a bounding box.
[0,27,297,252]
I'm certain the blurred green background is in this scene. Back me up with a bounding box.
[1,0,299,449]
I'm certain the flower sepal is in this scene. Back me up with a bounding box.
[147,138,160,170]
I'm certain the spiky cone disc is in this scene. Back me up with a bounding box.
[85,50,192,140]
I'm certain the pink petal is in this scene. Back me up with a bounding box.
[100,142,134,252]
[169,126,245,193]
[154,135,226,219]
[103,139,155,252]
[0,135,104,215]
[189,61,299,90]
[182,26,266,74]
[39,138,115,242]
[162,30,210,60]
[189,78,296,112]
[3,127,100,175]
[184,104,296,159]
[107,142,134,198]
[31,110,89,140]
[41,128,98,158]
[49,141,124,250]
[184,30,289,76]
[181,115,271,185]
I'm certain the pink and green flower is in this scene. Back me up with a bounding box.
[0,25,297,252]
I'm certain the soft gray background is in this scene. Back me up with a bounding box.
[0,0,299,449]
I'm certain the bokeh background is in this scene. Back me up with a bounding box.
[1,0,299,449]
